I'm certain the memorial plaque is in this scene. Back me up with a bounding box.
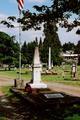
[44,93,64,99]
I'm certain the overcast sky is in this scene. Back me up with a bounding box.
[0,0,80,45]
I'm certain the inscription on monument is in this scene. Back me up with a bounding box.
[44,93,64,99]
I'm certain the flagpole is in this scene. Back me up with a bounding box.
[17,0,24,82]
[19,10,22,81]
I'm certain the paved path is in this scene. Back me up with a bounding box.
[46,82,80,97]
[0,76,14,86]
[0,76,80,97]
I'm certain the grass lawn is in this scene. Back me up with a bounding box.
[0,65,80,86]
[64,114,80,120]
[0,68,32,80]
[0,66,80,120]
[0,86,12,98]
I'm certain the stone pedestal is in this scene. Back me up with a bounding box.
[30,83,47,88]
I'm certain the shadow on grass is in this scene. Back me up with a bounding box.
[64,78,73,81]
[0,90,80,120]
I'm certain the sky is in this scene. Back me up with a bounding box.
[0,0,80,45]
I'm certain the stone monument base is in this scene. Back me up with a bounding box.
[30,82,47,88]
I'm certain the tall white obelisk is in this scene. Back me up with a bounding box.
[30,47,47,88]
[48,47,51,70]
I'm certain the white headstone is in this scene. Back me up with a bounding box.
[71,63,77,79]
[30,47,47,88]
[48,47,51,70]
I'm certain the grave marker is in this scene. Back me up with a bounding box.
[30,47,47,88]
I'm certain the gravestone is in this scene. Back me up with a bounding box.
[44,93,64,99]
[71,63,77,79]
[62,62,65,78]
[48,47,52,70]
[30,47,47,88]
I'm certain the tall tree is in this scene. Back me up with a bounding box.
[41,22,61,65]
[22,40,38,64]
[39,37,43,59]
[0,32,19,68]
[1,0,80,65]
[1,0,80,31]
[35,37,38,46]
[21,41,28,65]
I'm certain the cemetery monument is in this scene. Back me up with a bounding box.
[30,46,47,88]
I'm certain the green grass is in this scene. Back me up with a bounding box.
[0,117,7,120]
[0,86,12,96]
[65,114,80,120]
[0,65,80,86]
[42,65,80,86]
[0,66,80,120]
[0,68,32,80]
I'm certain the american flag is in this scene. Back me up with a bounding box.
[17,0,24,12]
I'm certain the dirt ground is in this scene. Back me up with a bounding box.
[0,76,14,86]
[0,76,80,97]
[47,82,80,97]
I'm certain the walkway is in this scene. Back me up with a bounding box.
[47,82,80,97]
[0,76,80,97]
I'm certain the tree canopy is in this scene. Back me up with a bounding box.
[0,32,19,68]
[0,0,80,66]
[1,0,80,31]
[21,40,38,65]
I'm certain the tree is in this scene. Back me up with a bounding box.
[41,22,62,65]
[1,0,80,65]
[75,41,80,54]
[35,37,38,46]
[62,42,75,52]
[19,0,80,65]
[19,0,80,31]
[39,37,43,48]
[39,37,43,59]
[21,41,28,65]
[0,32,19,69]
[21,40,38,64]
[76,29,80,35]
[74,40,80,65]
[1,0,80,31]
